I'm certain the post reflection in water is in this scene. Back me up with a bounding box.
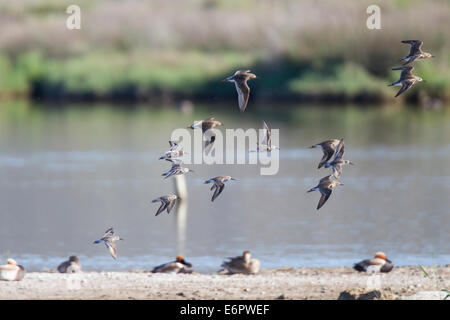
[174,175,188,256]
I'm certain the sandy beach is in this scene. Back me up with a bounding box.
[0,266,448,300]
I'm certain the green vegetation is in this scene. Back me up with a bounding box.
[0,0,449,103]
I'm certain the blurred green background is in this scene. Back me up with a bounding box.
[0,0,449,105]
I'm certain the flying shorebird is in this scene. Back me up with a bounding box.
[161,158,194,179]
[323,139,354,178]
[310,139,342,169]
[389,65,423,98]
[221,250,260,275]
[151,194,180,216]
[93,227,123,260]
[159,140,184,160]
[256,120,279,152]
[353,252,393,273]
[401,40,434,65]
[188,117,223,149]
[152,255,193,274]
[223,70,257,112]
[204,176,237,202]
[307,175,343,210]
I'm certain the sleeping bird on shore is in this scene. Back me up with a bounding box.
[221,250,260,275]
[389,66,423,98]
[353,252,393,273]
[401,40,433,65]
[152,255,193,274]
[57,256,82,273]
[307,175,343,210]
[204,176,237,202]
[0,259,25,281]
[223,70,257,112]
[93,227,123,260]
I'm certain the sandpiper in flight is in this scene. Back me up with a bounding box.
[307,175,343,210]
[389,65,423,98]
[151,194,180,216]
[162,159,194,179]
[323,139,354,178]
[310,139,342,169]
[204,176,237,202]
[93,227,123,260]
[256,120,279,152]
[401,40,433,65]
[159,140,184,160]
[188,117,223,149]
[223,70,257,112]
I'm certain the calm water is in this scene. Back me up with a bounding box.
[0,102,449,273]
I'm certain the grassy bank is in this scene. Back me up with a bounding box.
[0,0,449,103]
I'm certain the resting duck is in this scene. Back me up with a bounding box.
[221,250,260,275]
[353,252,393,273]
[0,259,25,281]
[152,255,193,274]
[57,256,82,273]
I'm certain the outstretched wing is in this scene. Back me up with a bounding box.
[155,201,168,216]
[211,183,225,202]
[402,40,423,56]
[234,80,250,112]
[318,143,336,169]
[319,175,333,184]
[101,228,114,240]
[166,199,177,214]
[332,139,345,162]
[105,241,117,259]
[262,121,271,147]
[332,163,343,178]
[168,140,178,151]
[395,80,415,98]
[317,188,332,210]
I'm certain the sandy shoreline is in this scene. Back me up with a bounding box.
[0,266,449,300]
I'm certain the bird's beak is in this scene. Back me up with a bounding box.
[340,183,344,186]
[189,169,195,172]
[231,178,238,181]
[349,162,355,165]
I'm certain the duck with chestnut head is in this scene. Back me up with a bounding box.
[353,252,393,273]
[152,255,193,274]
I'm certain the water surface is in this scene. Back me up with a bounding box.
[0,102,449,272]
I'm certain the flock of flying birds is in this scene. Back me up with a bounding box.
[0,41,433,279]
[389,40,434,97]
